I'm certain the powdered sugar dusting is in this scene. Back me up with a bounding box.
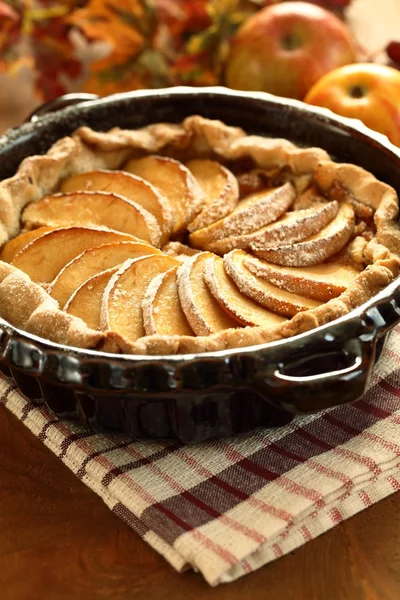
[177,252,237,335]
[189,182,296,248]
[204,255,285,327]
[244,256,359,302]
[224,250,320,317]
[177,253,213,335]
[187,160,239,232]
[251,203,355,267]
[209,201,339,255]
[142,269,171,335]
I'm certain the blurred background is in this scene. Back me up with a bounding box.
[1,0,399,137]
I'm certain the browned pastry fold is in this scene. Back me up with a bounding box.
[0,137,132,246]
[0,261,103,349]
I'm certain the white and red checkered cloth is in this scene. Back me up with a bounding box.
[2,327,400,586]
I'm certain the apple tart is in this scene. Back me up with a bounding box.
[0,115,399,355]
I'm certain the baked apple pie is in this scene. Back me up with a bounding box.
[0,115,399,355]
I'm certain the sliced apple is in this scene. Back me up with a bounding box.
[59,169,173,242]
[185,159,239,231]
[124,155,204,233]
[21,191,162,247]
[224,250,321,317]
[142,266,193,336]
[208,201,339,255]
[65,267,119,330]
[189,182,295,250]
[204,255,287,327]
[49,241,159,308]
[0,226,56,263]
[244,256,360,302]
[251,202,355,267]
[12,227,136,283]
[101,254,179,342]
[177,252,239,335]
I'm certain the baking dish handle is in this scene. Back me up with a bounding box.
[27,93,99,122]
[272,333,373,413]
[271,275,400,412]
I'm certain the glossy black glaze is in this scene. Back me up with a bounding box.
[1,88,400,443]
[27,93,99,123]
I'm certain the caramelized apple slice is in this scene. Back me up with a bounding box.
[251,202,355,266]
[12,227,136,283]
[65,267,119,330]
[209,201,338,255]
[189,182,295,250]
[244,256,360,302]
[101,254,179,342]
[142,266,193,336]
[185,160,239,231]
[21,191,162,247]
[204,255,287,327]
[60,169,173,243]
[124,155,204,233]
[177,252,239,335]
[224,250,321,317]
[0,226,56,263]
[49,241,159,308]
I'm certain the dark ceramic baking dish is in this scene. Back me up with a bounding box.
[1,87,400,444]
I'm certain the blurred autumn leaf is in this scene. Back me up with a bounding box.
[0,2,21,62]
[0,0,351,102]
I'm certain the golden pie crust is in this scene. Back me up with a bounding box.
[0,115,399,355]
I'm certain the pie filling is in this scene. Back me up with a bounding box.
[0,115,399,355]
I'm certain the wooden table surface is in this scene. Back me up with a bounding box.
[1,1,400,599]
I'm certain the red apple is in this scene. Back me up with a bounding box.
[305,63,400,146]
[225,1,357,100]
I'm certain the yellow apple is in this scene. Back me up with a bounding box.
[225,2,357,100]
[305,63,400,146]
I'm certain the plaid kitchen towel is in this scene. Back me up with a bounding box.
[2,328,400,586]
